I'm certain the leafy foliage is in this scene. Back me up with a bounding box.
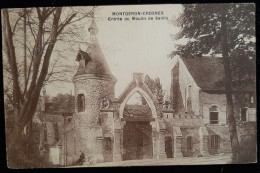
[171,4,255,87]
[144,75,164,102]
[48,93,75,113]
[170,3,256,163]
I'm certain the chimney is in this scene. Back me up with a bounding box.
[133,73,144,86]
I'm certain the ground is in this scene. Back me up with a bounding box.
[69,154,232,167]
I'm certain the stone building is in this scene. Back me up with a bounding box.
[35,88,75,165]
[54,20,256,166]
[170,56,256,159]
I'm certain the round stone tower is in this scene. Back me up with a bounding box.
[72,19,116,161]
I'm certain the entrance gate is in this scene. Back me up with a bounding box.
[116,73,167,161]
[123,121,153,160]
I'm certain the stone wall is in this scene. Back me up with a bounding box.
[206,125,232,155]
[73,77,115,162]
[74,78,115,125]
[180,127,201,157]
[199,92,227,125]
[64,130,76,165]
[171,62,185,113]
[177,58,201,115]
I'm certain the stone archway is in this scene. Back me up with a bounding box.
[120,88,156,160]
[112,73,167,161]
[119,87,158,120]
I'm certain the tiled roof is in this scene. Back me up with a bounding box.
[182,56,224,91]
[182,56,255,91]
[123,105,152,117]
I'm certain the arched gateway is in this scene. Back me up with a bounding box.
[101,73,168,161]
[118,79,158,160]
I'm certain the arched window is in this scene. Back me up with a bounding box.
[77,94,85,112]
[211,135,220,149]
[209,106,219,124]
[187,136,192,150]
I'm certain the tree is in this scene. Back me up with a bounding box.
[49,93,75,113]
[144,75,164,103]
[169,4,255,162]
[2,7,95,167]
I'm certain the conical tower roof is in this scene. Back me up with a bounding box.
[84,41,114,77]
[74,20,116,81]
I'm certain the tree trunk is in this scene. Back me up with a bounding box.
[220,5,240,163]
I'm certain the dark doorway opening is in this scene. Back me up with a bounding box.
[123,121,153,160]
[165,136,173,158]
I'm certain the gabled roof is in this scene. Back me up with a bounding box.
[181,56,255,92]
[182,56,224,91]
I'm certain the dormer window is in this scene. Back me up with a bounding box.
[76,50,91,68]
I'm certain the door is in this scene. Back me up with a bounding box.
[123,121,153,160]
[165,136,173,158]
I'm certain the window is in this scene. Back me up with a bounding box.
[54,123,59,141]
[188,85,191,97]
[97,116,102,126]
[77,94,85,112]
[244,94,250,105]
[68,117,72,123]
[43,124,47,142]
[43,129,47,142]
[74,136,76,154]
[250,95,254,104]
[241,108,247,121]
[209,106,219,124]
[186,85,192,113]
[211,135,220,149]
[103,137,112,151]
[187,136,192,150]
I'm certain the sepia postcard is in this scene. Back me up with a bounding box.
[2,4,256,168]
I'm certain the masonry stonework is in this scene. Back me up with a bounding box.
[56,21,256,166]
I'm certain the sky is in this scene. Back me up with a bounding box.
[46,4,183,98]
